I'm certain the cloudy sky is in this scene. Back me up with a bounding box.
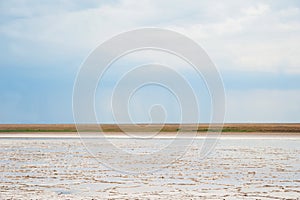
[0,0,299,123]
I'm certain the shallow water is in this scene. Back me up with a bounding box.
[0,136,299,199]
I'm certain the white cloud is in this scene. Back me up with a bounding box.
[170,3,300,74]
[1,0,299,74]
[243,3,270,16]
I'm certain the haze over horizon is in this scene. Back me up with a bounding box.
[1,0,300,124]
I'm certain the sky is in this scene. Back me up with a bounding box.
[0,0,300,123]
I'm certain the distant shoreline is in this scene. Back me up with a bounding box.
[0,132,300,139]
[0,123,300,134]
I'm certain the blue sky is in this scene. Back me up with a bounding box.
[0,0,300,123]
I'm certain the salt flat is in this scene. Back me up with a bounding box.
[0,135,299,199]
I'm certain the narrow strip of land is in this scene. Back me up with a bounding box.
[0,124,300,133]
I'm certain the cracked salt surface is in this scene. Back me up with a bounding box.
[0,135,299,199]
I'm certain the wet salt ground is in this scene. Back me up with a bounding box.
[0,136,299,199]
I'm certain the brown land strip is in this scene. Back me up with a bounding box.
[0,123,300,133]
